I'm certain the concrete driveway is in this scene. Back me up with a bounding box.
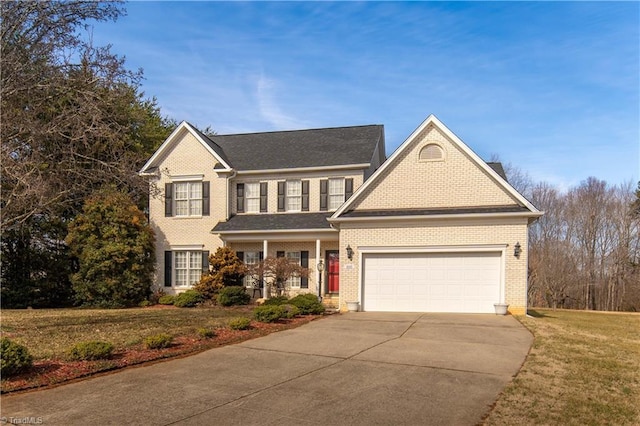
[1,313,532,425]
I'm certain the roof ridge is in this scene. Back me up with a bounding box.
[215,124,383,137]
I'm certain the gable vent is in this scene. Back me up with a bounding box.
[419,143,445,161]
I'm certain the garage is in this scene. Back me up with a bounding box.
[362,252,503,313]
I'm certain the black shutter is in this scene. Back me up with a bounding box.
[302,180,309,211]
[345,178,354,200]
[259,251,264,261]
[260,182,268,212]
[300,251,309,288]
[237,183,245,213]
[277,182,285,212]
[236,251,244,262]
[319,179,328,211]
[202,251,210,272]
[165,183,173,217]
[202,182,210,216]
[164,251,172,287]
[276,251,285,258]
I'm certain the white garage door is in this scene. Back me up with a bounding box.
[362,252,502,313]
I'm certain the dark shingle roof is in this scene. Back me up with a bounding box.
[340,205,530,218]
[213,213,335,233]
[487,162,508,181]
[209,125,383,171]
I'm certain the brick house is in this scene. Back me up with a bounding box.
[140,115,542,314]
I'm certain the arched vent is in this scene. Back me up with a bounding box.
[419,144,445,161]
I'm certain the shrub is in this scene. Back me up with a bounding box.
[67,341,114,361]
[158,294,175,305]
[289,293,325,315]
[139,300,152,307]
[228,317,252,330]
[65,188,155,307]
[0,338,33,376]
[195,247,247,299]
[263,295,289,306]
[281,304,300,319]
[174,290,203,308]
[143,333,173,349]
[253,305,285,323]
[197,328,216,339]
[217,286,250,307]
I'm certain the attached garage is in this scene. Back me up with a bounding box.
[362,251,503,313]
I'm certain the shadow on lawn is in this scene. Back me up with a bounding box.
[527,309,555,318]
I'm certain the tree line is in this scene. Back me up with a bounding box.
[506,162,640,311]
[1,1,173,307]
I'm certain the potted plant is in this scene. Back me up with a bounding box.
[346,301,360,312]
[494,303,509,315]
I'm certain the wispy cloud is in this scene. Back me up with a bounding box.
[255,73,308,130]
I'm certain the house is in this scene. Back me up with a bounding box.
[140,115,542,314]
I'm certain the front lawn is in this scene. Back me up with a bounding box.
[484,309,640,425]
[0,305,320,393]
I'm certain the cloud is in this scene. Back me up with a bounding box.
[255,73,308,130]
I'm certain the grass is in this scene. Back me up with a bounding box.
[0,305,256,360]
[484,309,640,426]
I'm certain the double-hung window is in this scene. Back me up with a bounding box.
[328,178,345,210]
[243,251,261,287]
[174,251,202,287]
[286,180,302,212]
[175,182,202,216]
[286,251,301,288]
[245,183,261,213]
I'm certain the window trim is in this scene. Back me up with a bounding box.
[245,182,261,214]
[174,181,203,217]
[418,143,446,162]
[328,178,346,211]
[285,180,302,212]
[173,250,203,287]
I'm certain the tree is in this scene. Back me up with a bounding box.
[0,1,174,307]
[65,188,155,307]
[249,257,309,297]
[194,247,247,299]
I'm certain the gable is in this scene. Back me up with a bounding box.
[339,115,537,215]
[139,122,231,174]
[146,129,224,175]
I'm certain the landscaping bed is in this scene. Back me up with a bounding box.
[1,305,322,394]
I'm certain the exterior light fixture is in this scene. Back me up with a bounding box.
[514,242,522,258]
[346,244,354,260]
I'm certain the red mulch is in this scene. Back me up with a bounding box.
[1,315,320,394]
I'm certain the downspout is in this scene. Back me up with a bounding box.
[225,169,237,220]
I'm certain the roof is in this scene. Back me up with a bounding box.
[487,162,508,181]
[339,205,531,218]
[332,115,542,219]
[213,212,335,233]
[210,125,384,171]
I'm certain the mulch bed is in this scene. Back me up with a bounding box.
[1,315,320,394]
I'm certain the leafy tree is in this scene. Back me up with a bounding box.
[65,188,155,307]
[194,247,247,299]
[0,1,175,307]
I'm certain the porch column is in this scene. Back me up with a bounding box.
[263,239,269,299]
[316,239,321,298]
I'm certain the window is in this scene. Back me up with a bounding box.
[286,180,302,212]
[328,178,345,210]
[175,182,202,216]
[243,251,261,287]
[286,251,301,288]
[174,251,202,287]
[245,183,261,213]
[419,143,445,162]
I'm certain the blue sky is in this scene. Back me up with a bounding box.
[91,1,639,190]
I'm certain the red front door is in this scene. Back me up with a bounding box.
[327,250,339,293]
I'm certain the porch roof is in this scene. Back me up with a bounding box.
[212,212,335,233]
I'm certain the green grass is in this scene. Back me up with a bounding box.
[485,309,640,425]
[0,306,254,359]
